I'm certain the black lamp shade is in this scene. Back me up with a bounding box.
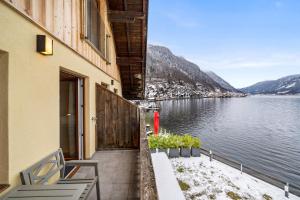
[37,35,53,55]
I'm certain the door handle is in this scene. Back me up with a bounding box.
[91,117,98,121]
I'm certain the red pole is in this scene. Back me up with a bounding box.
[154,111,159,136]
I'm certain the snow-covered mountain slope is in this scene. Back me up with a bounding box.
[146,45,244,99]
[206,71,241,93]
[240,74,300,95]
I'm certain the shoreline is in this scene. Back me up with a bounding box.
[144,94,300,102]
[145,94,247,102]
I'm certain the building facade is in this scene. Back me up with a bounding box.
[0,0,148,194]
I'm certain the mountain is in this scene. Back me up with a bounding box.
[240,74,300,95]
[206,71,241,93]
[145,45,244,99]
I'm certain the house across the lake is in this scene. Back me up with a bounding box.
[0,0,157,198]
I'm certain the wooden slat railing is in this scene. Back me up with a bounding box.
[95,85,140,149]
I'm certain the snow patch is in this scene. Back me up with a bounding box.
[277,90,290,94]
[278,82,296,90]
[285,82,296,89]
[170,155,300,200]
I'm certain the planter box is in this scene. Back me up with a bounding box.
[158,148,168,155]
[169,148,180,158]
[180,148,191,157]
[191,148,201,157]
[150,148,157,154]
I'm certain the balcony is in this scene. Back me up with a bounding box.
[72,110,157,200]
[74,150,140,200]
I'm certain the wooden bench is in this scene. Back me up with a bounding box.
[19,149,100,200]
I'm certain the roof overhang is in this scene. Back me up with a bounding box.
[107,0,148,100]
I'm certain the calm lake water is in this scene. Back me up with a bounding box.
[155,96,300,187]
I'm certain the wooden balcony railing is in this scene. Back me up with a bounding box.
[95,85,140,149]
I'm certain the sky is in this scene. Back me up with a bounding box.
[148,0,300,88]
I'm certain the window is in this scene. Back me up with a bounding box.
[86,0,105,52]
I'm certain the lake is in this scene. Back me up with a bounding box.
[154,96,300,188]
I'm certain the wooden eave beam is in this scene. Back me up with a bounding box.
[121,0,134,90]
[108,10,145,23]
[117,57,144,65]
[123,91,143,95]
[107,0,148,100]
[141,0,148,99]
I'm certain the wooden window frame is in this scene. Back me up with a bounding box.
[85,0,100,50]
[105,33,111,65]
[80,0,107,53]
[81,0,110,62]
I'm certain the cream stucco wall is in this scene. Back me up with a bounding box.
[0,2,122,193]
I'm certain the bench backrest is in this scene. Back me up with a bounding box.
[20,149,66,185]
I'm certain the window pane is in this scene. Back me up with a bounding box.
[86,0,100,50]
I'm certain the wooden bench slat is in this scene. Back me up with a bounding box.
[58,180,95,184]
[3,184,86,200]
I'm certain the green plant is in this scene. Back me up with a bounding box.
[208,194,216,200]
[177,166,185,173]
[189,191,206,200]
[158,136,169,149]
[192,137,201,148]
[263,194,272,200]
[148,134,202,149]
[178,180,190,191]
[168,135,181,148]
[148,135,159,149]
[226,191,242,200]
[180,134,194,148]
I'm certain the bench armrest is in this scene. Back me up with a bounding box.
[63,160,99,180]
[65,160,98,167]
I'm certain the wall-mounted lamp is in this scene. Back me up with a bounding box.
[36,35,53,55]
[134,73,142,80]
